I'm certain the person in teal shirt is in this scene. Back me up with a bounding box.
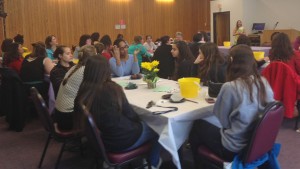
[45,35,58,61]
[128,35,152,66]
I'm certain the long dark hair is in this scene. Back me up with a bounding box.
[1,38,13,52]
[100,35,112,49]
[174,41,194,63]
[227,45,267,105]
[160,35,170,45]
[45,35,55,49]
[75,55,123,129]
[270,32,294,62]
[198,42,224,80]
[3,42,22,65]
[79,34,91,47]
[31,41,47,58]
[62,45,96,85]
[91,32,100,44]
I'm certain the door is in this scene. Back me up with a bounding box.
[213,11,230,46]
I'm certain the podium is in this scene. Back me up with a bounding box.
[261,29,300,46]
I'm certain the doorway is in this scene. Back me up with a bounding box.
[213,11,230,46]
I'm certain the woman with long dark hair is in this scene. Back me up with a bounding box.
[195,42,227,85]
[3,42,24,74]
[270,32,300,75]
[100,34,113,60]
[171,41,195,80]
[189,45,274,168]
[75,54,161,169]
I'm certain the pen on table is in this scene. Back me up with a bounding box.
[185,99,198,104]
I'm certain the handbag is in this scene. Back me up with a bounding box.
[208,81,224,98]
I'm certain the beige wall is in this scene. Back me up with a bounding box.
[3,0,211,49]
[210,0,300,44]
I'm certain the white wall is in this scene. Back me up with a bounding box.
[210,0,300,43]
[210,0,245,44]
[250,0,300,30]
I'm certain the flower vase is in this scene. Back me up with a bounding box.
[146,80,157,89]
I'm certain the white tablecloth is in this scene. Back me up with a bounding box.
[113,77,214,169]
[218,46,271,57]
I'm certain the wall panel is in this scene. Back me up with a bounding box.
[4,0,210,49]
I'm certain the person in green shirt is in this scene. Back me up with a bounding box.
[128,35,152,66]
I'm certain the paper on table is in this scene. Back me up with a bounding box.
[153,86,172,92]
[117,81,128,87]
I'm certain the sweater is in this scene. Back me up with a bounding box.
[109,54,140,77]
[213,77,274,152]
[55,66,84,113]
[83,82,142,152]
[128,44,152,66]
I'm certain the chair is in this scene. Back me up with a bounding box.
[0,67,25,131]
[81,104,152,169]
[197,101,284,168]
[30,87,83,169]
[262,61,300,129]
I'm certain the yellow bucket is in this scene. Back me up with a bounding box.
[223,41,231,47]
[253,51,265,61]
[178,77,201,98]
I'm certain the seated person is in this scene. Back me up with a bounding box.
[75,54,162,169]
[3,42,24,74]
[54,45,96,130]
[171,41,195,80]
[20,42,55,101]
[189,45,274,168]
[193,42,227,85]
[152,36,174,79]
[128,35,153,66]
[50,45,75,98]
[143,35,157,54]
[109,39,140,77]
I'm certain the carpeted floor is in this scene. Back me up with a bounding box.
[0,116,299,169]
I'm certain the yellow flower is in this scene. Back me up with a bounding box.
[141,61,160,81]
[151,60,159,67]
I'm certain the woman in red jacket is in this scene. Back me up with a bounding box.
[3,42,24,74]
[270,32,300,75]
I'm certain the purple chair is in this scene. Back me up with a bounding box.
[30,87,83,169]
[81,104,152,169]
[197,101,284,168]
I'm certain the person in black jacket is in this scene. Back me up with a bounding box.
[75,54,161,169]
[50,45,75,98]
[152,36,174,79]
[171,41,195,80]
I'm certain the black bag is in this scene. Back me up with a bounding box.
[208,81,224,98]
